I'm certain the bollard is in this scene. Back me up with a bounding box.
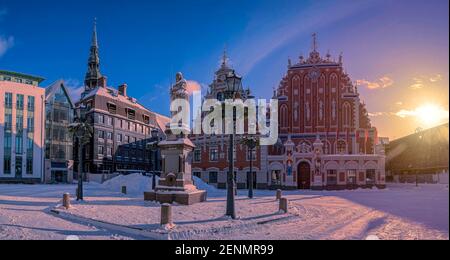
[121,186,127,194]
[276,189,282,200]
[63,193,71,209]
[279,198,288,213]
[161,203,173,226]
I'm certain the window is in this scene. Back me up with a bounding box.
[4,114,12,131]
[27,136,33,151]
[194,149,201,162]
[98,130,104,139]
[26,158,33,175]
[143,115,150,124]
[209,172,218,184]
[107,132,113,140]
[4,133,12,149]
[98,114,105,124]
[337,140,347,154]
[107,103,117,114]
[193,172,201,179]
[366,169,376,185]
[117,134,123,143]
[126,108,136,120]
[209,148,218,161]
[15,135,23,154]
[247,149,257,161]
[3,156,11,174]
[16,94,24,110]
[16,114,24,131]
[347,170,357,185]
[27,116,34,132]
[4,93,12,108]
[271,170,282,185]
[27,96,35,111]
[327,170,338,185]
[98,146,104,156]
[107,147,113,157]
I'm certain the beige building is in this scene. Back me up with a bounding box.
[0,70,46,183]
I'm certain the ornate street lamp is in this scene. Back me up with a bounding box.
[241,136,259,199]
[146,128,160,190]
[69,105,93,201]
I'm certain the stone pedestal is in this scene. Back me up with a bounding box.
[144,136,208,205]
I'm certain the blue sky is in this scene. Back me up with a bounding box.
[0,0,448,138]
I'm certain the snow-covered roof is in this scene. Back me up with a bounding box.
[81,86,151,113]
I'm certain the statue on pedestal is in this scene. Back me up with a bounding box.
[144,72,207,205]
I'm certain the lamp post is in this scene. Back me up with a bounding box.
[146,129,160,190]
[415,127,423,187]
[69,105,93,201]
[224,72,242,219]
[241,136,259,199]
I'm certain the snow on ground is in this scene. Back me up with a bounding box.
[193,176,223,197]
[97,173,158,195]
[0,184,135,240]
[0,179,448,240]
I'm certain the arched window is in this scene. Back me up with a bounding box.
[280,105,288,128]
[342,102,351,127]
[292,75,300,90]
[330,74,338,90]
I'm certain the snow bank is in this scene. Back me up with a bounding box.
[193,176,224,197]
[101,174,158,195]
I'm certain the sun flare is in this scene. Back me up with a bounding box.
[415,104,449,127]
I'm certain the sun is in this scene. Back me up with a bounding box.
[415,104,449,127]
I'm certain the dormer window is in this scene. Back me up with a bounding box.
[126,108,135,120]
[143,115,150,125]
[107,103,117,114]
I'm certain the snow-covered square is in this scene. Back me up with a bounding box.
[0,174,448,240]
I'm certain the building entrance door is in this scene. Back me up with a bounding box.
[15,157,22,178]
[297,162,311,189]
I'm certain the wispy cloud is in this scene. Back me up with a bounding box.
[410,74,443,89]
[368,112,388,117]
[0,35,14,57]
[0,9,13,58]
[357,76,394,90]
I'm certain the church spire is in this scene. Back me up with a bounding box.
[84,18,102,90]
[221,45,229,68]
[312,32,318,52]
[92,18,98,47]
